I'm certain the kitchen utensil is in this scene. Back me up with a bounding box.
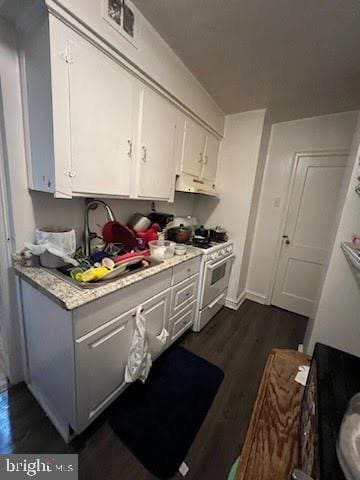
[136,224,160,248]
[166,224,192,243]
[102,221,137,248]
[147,212,174,230]
[175,244,187,256]
[209,226,228,243]
[149,240,176,259]
[113,251,144,264]
[194,225,210,240]
[76,266,110,283]
[127,213,152,233]
[114,256,145,268]
[98,263,127,281]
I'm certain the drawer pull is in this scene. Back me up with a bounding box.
[132,307,144,317]
[90,324,126,349]
[187,268,191,273]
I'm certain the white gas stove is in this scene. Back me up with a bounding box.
[193,240,235,332]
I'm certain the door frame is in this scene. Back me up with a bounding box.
[268,149,348,308]
[0,107,13,380]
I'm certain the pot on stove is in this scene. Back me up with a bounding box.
[209,226,228,243]
[194,225,210,241]
[166,224,192,243]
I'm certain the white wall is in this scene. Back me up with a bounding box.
[45,0,224,135]
[304,117,360,354]
[247,111,359,304]
[194,109,266,305]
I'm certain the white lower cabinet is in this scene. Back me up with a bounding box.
[141,289,171,357]
[75,309,135,431]
[20,258,200,442]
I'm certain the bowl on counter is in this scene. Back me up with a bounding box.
[149,240,176,260]
[175,244,187,256]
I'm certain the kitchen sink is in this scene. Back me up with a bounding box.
[46,257,163,290]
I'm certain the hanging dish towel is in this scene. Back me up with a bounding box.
[149,328,169,357]
[125,306,152,383]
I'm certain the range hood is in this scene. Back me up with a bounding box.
[175,174,218,197]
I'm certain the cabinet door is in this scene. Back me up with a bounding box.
[137,88,176,201]
[141,289,171,357]
[76,309,135,430]
[69,36,133,197]
[202,134,220,182]
[181,119,206,177]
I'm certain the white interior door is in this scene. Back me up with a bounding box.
[272,154,347,316]
[202,134,220,182]
[69,36,133,197]
[137,87,176,200]
[181,119,206,177]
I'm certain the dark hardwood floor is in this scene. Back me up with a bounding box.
[0,300,307,480]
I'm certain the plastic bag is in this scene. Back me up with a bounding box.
[25,228,77,266]
[125,306,152,383]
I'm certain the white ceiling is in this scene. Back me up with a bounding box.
[133,0,360,121]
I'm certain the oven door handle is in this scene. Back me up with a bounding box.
[208,254,235,271]
[208,292,226,309]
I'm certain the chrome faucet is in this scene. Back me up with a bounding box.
[84,200,115,256]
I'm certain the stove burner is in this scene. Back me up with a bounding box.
[192,240,213,249]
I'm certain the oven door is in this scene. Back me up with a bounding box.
[201,254,235,309]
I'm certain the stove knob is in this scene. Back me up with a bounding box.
[221,249,226,255]
[227,246,232,253]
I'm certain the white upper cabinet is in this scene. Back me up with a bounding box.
[182,119,206,178]
[136,86,176,201]
[202,134,220,183]
[68,34,133,197]
[175,114,220,185]
[20,11,220,200]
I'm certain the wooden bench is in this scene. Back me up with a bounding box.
[235,349,311,480]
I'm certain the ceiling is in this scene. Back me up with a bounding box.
[132,0,360,121]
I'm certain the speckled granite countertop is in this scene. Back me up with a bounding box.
[14,248,203,311]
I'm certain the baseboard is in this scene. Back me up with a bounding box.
[225,291,246,310]
[246,290,269,305]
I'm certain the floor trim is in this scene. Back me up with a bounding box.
[246,290,269,305]
[225,291,246,310]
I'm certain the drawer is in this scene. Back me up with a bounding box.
[172,256,201,285]
[197,291,225,331]
[171,301,196,342]
[170,273,199,317]
[74,269,172,338]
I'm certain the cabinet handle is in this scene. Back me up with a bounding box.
[142,146,147,163]
[128,140,132,158]
[132,307,144,317]
[89,324,126,349]
[199,152,203,163]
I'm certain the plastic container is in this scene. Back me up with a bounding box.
[175,244,187,255]
[149,240,176,260]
